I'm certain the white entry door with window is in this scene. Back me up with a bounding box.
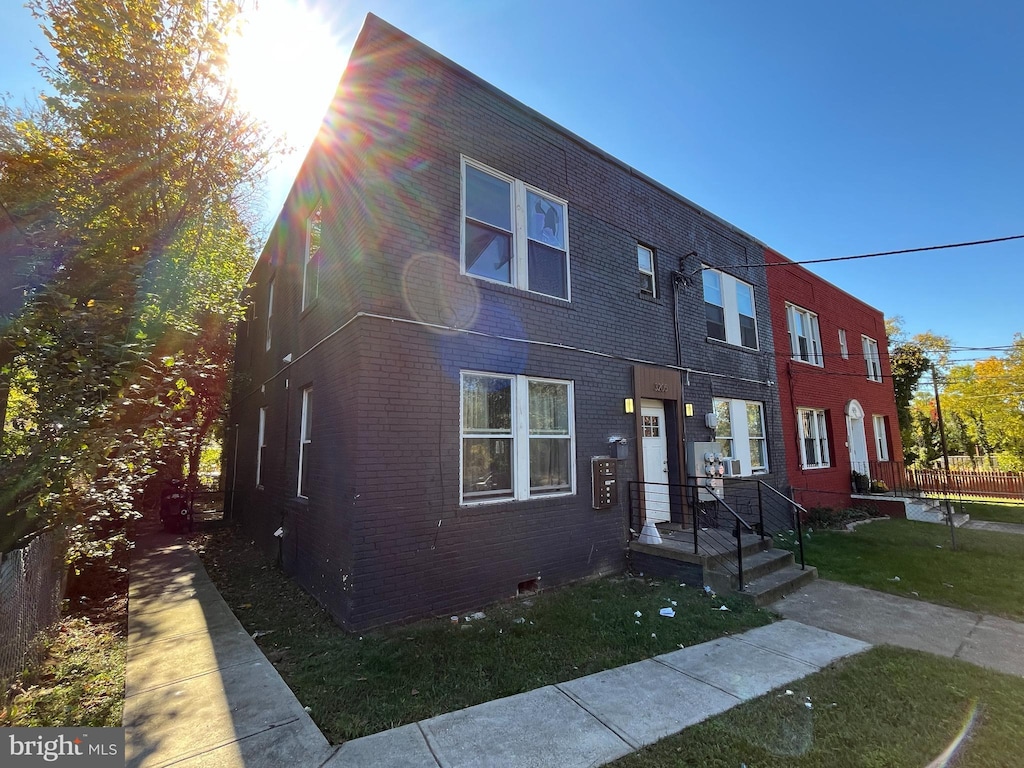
[641,399,670,523]
[846,399,869,476]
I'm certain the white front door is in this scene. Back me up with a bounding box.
[846,399,869,477]
[641,399,670,523]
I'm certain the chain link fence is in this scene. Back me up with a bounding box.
[0,529,68,693]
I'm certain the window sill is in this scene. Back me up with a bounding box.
[300,299,319,320]
[460,490,576,508]
[465,274,573,308]
[800,465,830,471]
[791,357,824,369]
[638,291,660,304]
[705,336,760,355]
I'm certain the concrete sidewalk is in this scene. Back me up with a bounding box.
[324,620,869,768]
[123,527,333,768]
[771,579,1024,679]
[962,519,1024,536]
[123,528,869,768]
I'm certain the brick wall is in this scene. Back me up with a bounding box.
[764,247,904,509]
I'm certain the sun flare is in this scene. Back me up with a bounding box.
[227,0,347,148]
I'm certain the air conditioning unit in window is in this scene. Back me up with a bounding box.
[721,460,742,477]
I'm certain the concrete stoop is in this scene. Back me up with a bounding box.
[630,530,817,606]
[905,498,971,527]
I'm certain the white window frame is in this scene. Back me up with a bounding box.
[297,386,312,499]
[302,201,322,311]
[712,398,768,475]
[460,156,571,301]
[702,267,758,350]
[786,303,823,366]
[460,372,576,505]
[797,407,830,469]
[838,328,849,359]
[637,244,656,297]
[256,406,267,487]
[265,276,274,351]
[873,414,890,461]
[863,335,882,382]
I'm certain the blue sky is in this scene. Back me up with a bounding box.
[2,1,1021,358]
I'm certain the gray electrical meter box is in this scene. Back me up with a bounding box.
[686,440,726,501]
[592,457,618,509]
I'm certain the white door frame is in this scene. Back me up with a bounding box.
[846,399,869,477]
[640,399,670,523]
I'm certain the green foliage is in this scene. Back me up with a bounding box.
[0,0,276,555]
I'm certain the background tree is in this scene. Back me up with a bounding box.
[0,0,277,556]
[885,316,951,465]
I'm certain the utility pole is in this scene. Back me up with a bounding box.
[931,363,957,549]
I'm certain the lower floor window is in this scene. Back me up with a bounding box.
[713,397,768,475]
[798,407,830,469]
[461,372,575,503]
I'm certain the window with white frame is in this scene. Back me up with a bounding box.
[461,372,575,503]
[863,335,882,382]
[256,406,267,486]
[637,244,656,297]
[265,277,274,351]
[797,408,830,469]
[461,158,569,300]
[838,328,849,359]
[873,415,890,461]
[297,386,312,498]
[302,201,322,310]
[702,268,757,349]
[787,304,823,366]
[713,398,768,475]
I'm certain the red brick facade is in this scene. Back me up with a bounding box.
[764,248,904,510]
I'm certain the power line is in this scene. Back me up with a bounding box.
[760,234,1024,268]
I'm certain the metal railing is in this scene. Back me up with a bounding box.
[850,460,1024,500]
[628,480,809,590]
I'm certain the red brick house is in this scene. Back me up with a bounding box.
[764,247,903,509]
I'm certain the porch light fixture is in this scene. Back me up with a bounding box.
[685,403,694,417]
[624,398,634,414]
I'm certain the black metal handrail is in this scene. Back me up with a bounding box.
[757,480,807,570]
[627,481,756,589]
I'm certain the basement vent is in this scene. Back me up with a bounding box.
[517,578,539,596]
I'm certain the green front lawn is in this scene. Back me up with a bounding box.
[613,646,1024,768]
[962,499,1024,525]
[779,518,1024,620]
[195,528,771,742]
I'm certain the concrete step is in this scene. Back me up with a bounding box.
[737,563,818,607]
[704,548,795,593]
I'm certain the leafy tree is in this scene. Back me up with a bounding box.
[885,316,951,464]
[0,0,276,555]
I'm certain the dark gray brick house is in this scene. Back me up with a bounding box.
[226,14,794,630]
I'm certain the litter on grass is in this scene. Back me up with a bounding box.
[888,576,901,582]
[634,610,643,617]
[718,605,730,611]
[659,607,676,618]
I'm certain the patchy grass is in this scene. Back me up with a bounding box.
[612,646,1024,768]
[194,527,772,743]
[778,518,1024,620]
[962,499,1024,525]
[1,558,127,727]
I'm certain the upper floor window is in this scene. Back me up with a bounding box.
[702,268,757,349]
[787,304,823,366]
[797,408,830,469]
[461,158,569,301]
[265,277,274,351]
[461,372,575,504]
[838,328,849,359]
[302,201,322,310]
[863,335,882,382]
[873,414,890,461]
[637,244,656,297]
[713,398,768,475]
